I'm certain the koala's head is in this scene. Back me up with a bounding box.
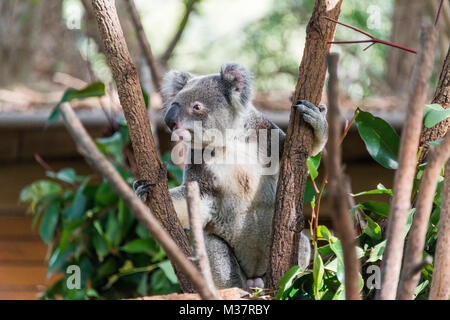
[161,63,253,147]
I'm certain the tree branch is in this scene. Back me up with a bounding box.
[377,25,438,300]
[160,0,200,65]
[123,0,163,91]
[91,0,195,292]
[397,133,450,299]
[186,181,218,299]
[325,53,361,300]
[58,102,216,300]
[429,158,450,299]
[323,16,417,54]
[267,0,343,292]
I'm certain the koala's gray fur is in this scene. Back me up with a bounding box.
[135,63,327,289]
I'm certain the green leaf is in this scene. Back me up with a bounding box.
[363,214,382,240]
[120,238,155,254]
[313,244,324,300]
[360,201,390,219]
[46,168,84,184]
[96,132,125,163]
[307,153,321,180]
[46,82,106,127]
[39,201,60,244]
[275,265,303,300]
[20,180,61,203]
[157,260,178,284]
[355,109,400,169]
[424,104,450,128]
[352,183,392,197]
[142,87,149,109]
[20,180,62,215]
[63,182,88,221]
[95,182,119,207]
[368,240,386,263]
[413,280,429,299]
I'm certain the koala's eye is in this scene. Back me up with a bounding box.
[190,102,204,114]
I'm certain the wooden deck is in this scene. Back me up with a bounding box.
[0,214,58,299]
[0,160,92,299]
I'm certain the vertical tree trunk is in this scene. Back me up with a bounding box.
[326,53,361,300]
[267,0,343,291]
[378,25,438,300]
[91,0,195,293]
[429,159,450,300]
[419,45,450,162]
[386,0,426,94]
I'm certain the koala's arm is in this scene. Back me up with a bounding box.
[170,185,214,229]
[169,185,190,228]
[293,100,328,156]
[134,181,212,229]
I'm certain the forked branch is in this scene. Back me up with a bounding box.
[323,16,417,54]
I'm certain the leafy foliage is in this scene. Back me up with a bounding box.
[20,82,182,299]
[276,109,445,300]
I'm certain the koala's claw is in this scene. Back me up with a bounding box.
[133,179,155,202]
[294,100,328,156]
[246,277,264,290]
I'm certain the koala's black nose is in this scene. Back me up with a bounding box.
[164,104,180,131]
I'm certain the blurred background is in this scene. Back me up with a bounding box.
[0,0,448,299]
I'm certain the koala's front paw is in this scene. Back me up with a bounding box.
[133,179,155,202]
[294,100,328,156]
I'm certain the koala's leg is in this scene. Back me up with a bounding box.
[294,100,328,156]
[204,234,247,289]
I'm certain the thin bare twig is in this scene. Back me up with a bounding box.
[58,102,216,300]
[377,25,438,300]
[397,134,450,299]
[429,159,450,299]
[323,16,417,54]
[123,0,162,91]
[160,0,199,65]
[435,0,445,26]
[186,181,218,299]
[325,53,361,300]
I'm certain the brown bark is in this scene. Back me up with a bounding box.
[429,159,450,300]
[325,53,361,300]
[123,0,163,91]
[91,0,195,293]
[397,134,450,299]
[267,0,343,291]
[386,0,426,94]
[58,102,216,300]
[378,25,438,300]
[419,45,450,162]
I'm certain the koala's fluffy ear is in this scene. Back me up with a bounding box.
[220,63,253,106]
[160,70,194,107]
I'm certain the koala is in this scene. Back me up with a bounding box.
[134,63,328,290]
